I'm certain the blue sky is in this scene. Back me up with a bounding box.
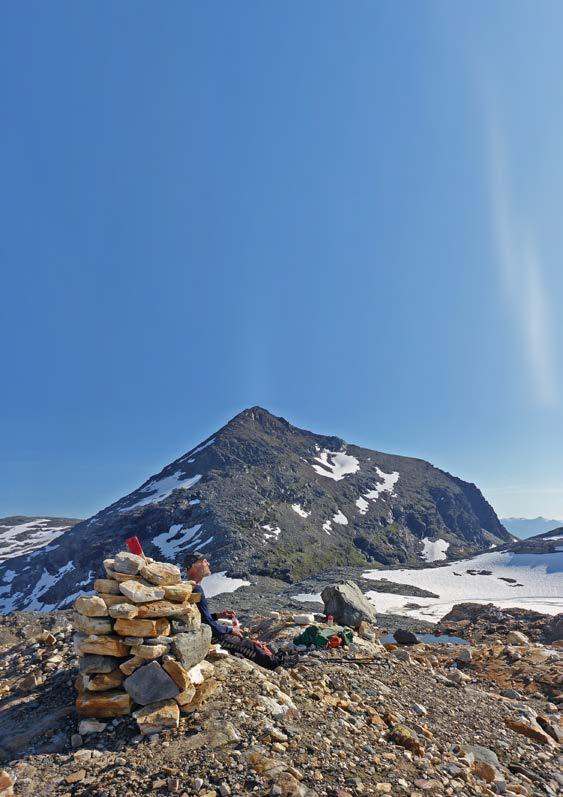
[1,2,562,520]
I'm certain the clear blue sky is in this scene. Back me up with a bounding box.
[2,2,562,520]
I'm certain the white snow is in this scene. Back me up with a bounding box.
[119,473,202,512]
[292,504,310,518]
[548,534,563,540]
[292,592,323,603]
[363,549,563,622]
[332,510,348,526]
[356,468,399,515]
[78,570,95,587]
[420,538,450,562]
[312,450,360,481]
[262,524,281,541]
[201,571,250,598]
[189,499,201,506]
[25,560,76,611]
[0,518,72,562]
[355,497,369,514]
[322,520,332,535]
[152,523,203,558]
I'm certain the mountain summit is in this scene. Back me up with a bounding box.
[0,407,510,612]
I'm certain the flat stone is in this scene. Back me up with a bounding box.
[114,617,170,638]
[76,689,132,717]
[119,580,165,604]
[122,636,144,646]
[119,656,145,675]
[75,596,109,617]
[175,685,197,705]
[98,593,133,608]
[123,660,180,705]
[129,643,169,660]
[94,578,122,595]
[163,658,192,690]
[133,699,180,735]
[137,600,199,620]
[140,561,181,586]
[79,654,121,674]
[84,670,124,691]
[80,635,129,657]
[171,625,212,669]
[78,719,107,735]
[113,551,145,575]
[163,582,193,602]
[108,603,138,619]
[73,613,113,636]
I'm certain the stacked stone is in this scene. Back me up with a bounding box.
[74,551,215,735]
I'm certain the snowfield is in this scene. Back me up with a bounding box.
[356,468,399,515]
[201,571,250,598]
[420,537,450,562]
[363,549,563,622]
[312,450,360,481]
[0,519,73,562]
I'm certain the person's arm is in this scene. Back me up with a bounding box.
[194,585,231,636]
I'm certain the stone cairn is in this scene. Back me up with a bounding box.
[74,550,215,735]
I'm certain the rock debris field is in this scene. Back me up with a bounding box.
[0,570,560,797]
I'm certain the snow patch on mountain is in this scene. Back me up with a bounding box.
[119,473,202,512]
[152,523,203,558]
[332,510,348,525]
[312,450,360,481]
[0,518,73,562]
[181,438,216,461]
[291,504,310,518]
[25,561,76,612]
[322,520,332,535]
[262,524,281,542]
[420,537,450,562]
[355,468,400,515]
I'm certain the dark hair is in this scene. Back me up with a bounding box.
[183,551,205,570]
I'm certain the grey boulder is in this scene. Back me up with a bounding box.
[393,628,419,645]
[320,581,376,628]
[123,660,180,705]
[171,625,212,669]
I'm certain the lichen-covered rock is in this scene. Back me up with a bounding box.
[113,616,170,638]
[83,670,124,692]
[129,643,169,660]
[113,551,145,575]
[163,582,193,602]
[140,561,181,586]
[108,603,138,619]
[94,578,122,595]
[73,614,113,636]
[79,635,129,657]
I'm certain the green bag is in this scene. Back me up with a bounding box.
[293,624,353,649]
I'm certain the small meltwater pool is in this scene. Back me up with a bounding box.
[381,633,470,646]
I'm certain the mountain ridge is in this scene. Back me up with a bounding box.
[0,406,510,613]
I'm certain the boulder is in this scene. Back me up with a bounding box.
[123,660,180,705]
[133,699,180,734]
[118,580,165,603]
[108,603,138,619]
[393,629,418,645]
[506,631,530,645]
[113,551,145,575]
[113,617,170,638]
[505,717,556,746]
[79,635,129,657]
[140,562,181,586]
[76,689,132,717]
[461,744,501,783]
[74,596,109,617]
[320,581,376,628]
[73,613,113,636]
[79,654,121,674]
[78,719,107,735]
[171,625,212,669]
[163,582,193,602]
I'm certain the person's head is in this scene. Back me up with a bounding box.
[184,551,211,582]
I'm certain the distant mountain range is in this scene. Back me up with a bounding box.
[0,516,81,562]
[501,517,563,539]
[0,406,511,613]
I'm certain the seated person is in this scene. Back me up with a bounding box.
[184,551,295,670]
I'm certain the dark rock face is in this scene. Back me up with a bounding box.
[0,516,81,562]
[0,407,511,612]
[321,581,377,628]
[543,614,563,644]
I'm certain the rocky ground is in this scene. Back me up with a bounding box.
[0,604,561,797]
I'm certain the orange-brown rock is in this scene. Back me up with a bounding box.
[163,658,192,690]
[139,561,181,586]
[74,596,109,617]
[98,593,132,608]
[119,656,145,676]
[163,582,193,602]
[113,617,170,638]
[79,635,129,657]
[84,670,124,692]
[505,718,556,746]
[133,699,179,734]
[76,689,132,717]
[94,578,122,595]
[179,677,220,713]
[136,600,197,619]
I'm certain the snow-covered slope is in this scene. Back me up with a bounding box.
[362,548,563,622]
[0,516,80,562]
